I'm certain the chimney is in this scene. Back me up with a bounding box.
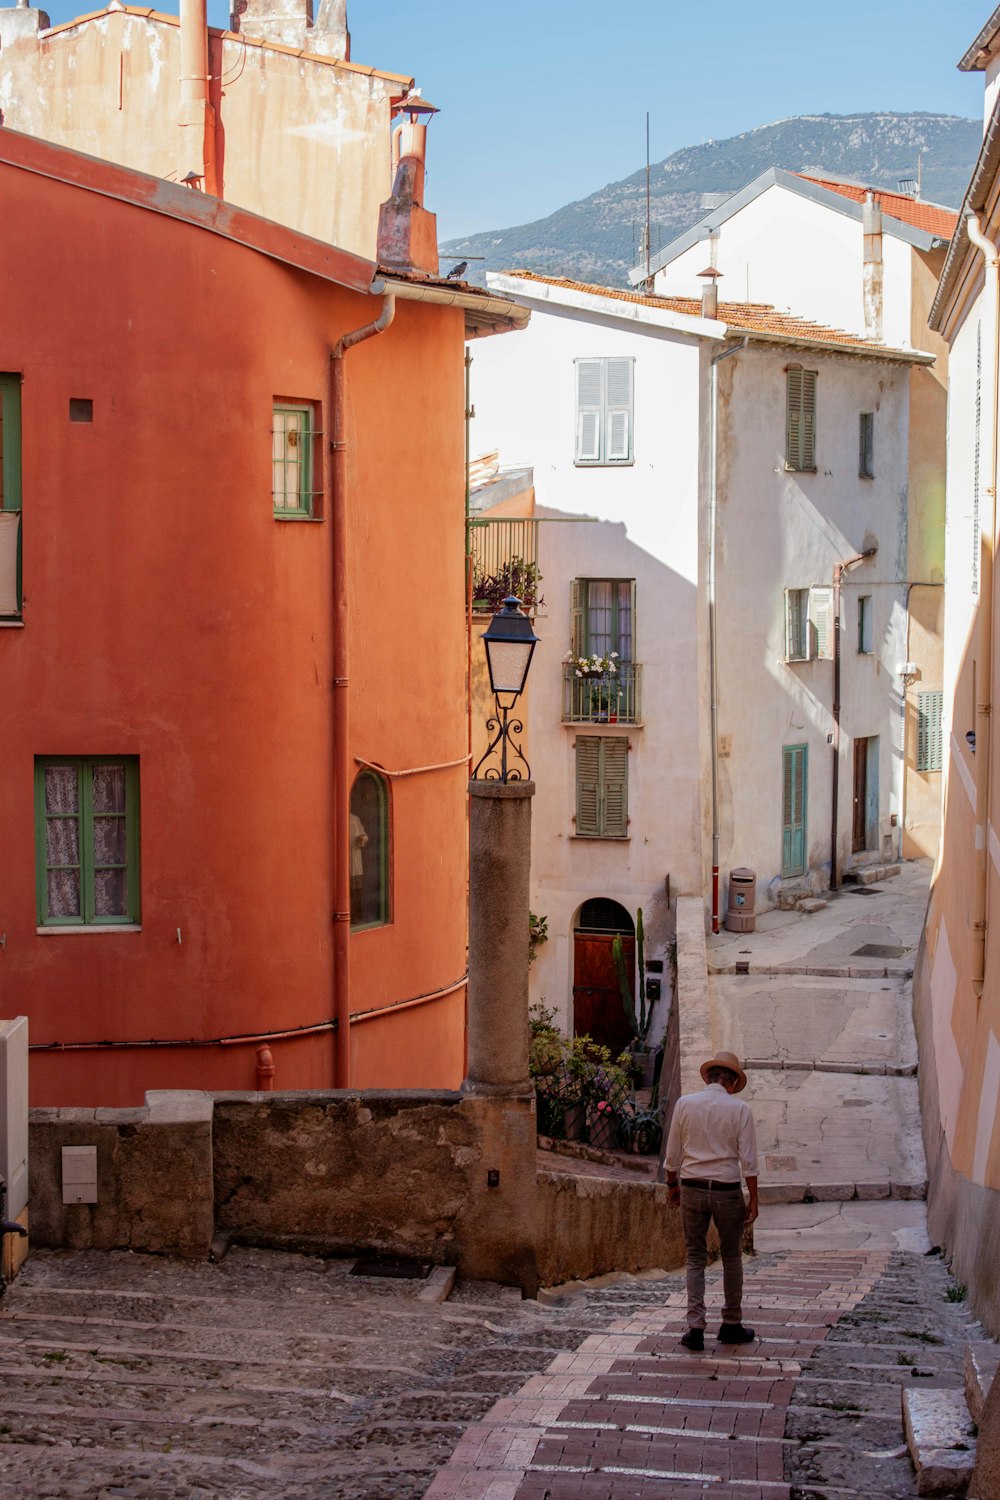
[377,93,440,276]
[862,192,884,342]
[698,266,722,320]
[230,0,349,59]
[178,0,218,194]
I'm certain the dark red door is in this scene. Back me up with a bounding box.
[572,932,636,1056]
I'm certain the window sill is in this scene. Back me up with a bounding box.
[564,719,642,731]
[0,619,24,628]
[37,924,142,935]
[350,921,392,934]
[574,460,634,469]
[570,834,631,842]
[784,465,817,474]
[273,513,324,523]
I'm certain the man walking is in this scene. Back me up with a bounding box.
[662,1050,759,1351]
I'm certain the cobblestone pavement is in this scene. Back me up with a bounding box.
[425,1245,982,1499]
[0,1239,983,1499]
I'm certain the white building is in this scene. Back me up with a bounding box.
[634,168,955,860]
[470,271,931,1047]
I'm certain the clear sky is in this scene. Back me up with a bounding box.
[37,0,994,239]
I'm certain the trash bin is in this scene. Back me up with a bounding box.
[724,867,756,933]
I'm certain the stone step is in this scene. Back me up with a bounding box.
[902,1386,977,1496]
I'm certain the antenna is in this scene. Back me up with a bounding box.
[645,112,652,291]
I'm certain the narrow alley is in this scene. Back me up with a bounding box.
[1,863,995,1499]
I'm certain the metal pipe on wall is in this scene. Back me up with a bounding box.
[965,213,998,996]
[329,292,396,1086]
[708,338,747,933]
[830,547,877,889]
[178,0,217,192]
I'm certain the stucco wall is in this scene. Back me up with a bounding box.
[716,341,911,898]
[0,10,399,259]
[655,181,916,351]
[1,141,469,1106]
[25,1088,689,1292]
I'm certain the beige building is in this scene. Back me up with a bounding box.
[0,0,412,260]
[915,6,1000,1337]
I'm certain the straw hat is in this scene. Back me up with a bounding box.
[700,1050,748,1093]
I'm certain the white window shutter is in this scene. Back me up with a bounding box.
[606,408,631,461]
[576,360,604,462]
[605,358,633,462]
[809,585,834,660]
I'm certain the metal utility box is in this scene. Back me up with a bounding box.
[724,867,756,933]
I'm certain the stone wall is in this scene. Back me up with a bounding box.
[26,1088,687,1293]
[537,1170,685,1286]
[29,1090,214,1259]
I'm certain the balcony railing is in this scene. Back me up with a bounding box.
[562,662,642,725]
[469,517,541,614]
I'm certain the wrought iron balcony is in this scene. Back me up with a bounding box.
[562,662,642,725]
[468,517,542,614]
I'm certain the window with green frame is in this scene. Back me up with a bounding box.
[0,373,23,618]
[272,402,317,517]
[350,770,390,929]
[571,578,635,661]
[35,758,141,926]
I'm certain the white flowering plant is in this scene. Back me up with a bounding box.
[564,651,619,678]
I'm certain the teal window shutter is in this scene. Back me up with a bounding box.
[781,743,808,877]
[917,691,943,773]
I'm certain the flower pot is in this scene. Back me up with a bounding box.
[587,1107,617,1152]
[562,1103,586,1141]
[629,1045,658,1090]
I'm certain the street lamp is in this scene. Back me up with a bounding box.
[473,596,539,783]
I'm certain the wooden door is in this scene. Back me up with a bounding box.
[572,932,636,1056]
[853,737,868,852]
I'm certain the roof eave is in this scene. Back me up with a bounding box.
[727,325,934,364]
[959,5,1000,70]
[929,98,1000,331]
[373,275,531,338]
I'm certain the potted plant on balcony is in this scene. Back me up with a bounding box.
[565,651,619,720]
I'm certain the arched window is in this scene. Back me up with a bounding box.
[349,771,390,930]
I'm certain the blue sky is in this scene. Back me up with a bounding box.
[38,0,993,239]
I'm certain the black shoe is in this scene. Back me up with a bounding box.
[718,1322,755,1344]
[680,1328,704,1351]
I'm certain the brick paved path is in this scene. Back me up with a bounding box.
[424,1248,973,1500]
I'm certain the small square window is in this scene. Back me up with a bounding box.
[272,402,319,518]
[69,398,94,423]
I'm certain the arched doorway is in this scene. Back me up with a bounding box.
[572,898,635,1056]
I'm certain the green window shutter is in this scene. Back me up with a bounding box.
[917,690,944,773]
[786,367,817,472]
[601,736,629,837]
[781,743,808,877]
[785,588,806,660]
[570,578,586,658]
[575,736,601,836]
[859,412,874,477]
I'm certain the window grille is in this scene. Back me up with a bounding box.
[273,403,320,517]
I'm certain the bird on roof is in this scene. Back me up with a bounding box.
[446,261,469,280]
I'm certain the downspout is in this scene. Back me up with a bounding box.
[966,213,998,996]
[708,337,747,932]
[830,546,878,889]
[178,0,217,193]
[330,290,396,1085]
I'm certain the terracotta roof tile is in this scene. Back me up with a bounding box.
[500,271,924,358]
[796,174,958,240]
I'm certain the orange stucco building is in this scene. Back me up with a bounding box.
[0,125,525,1106]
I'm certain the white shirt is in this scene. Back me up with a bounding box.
[663,1082,758,1181]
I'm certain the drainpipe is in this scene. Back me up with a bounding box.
[708,337,747,932]
[329,290,396,1085]
[965,213,998,996]
[178,0,217,193]
[830,546,878,889]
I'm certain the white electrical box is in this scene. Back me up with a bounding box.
[61,1145,98,1205]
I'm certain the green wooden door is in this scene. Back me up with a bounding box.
[781,744,808,877]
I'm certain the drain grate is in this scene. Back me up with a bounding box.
[852,943,907,958]
[349,1256,431,1280]
[847,887,879,896]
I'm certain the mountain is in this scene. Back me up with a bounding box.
[441,113,981,288]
